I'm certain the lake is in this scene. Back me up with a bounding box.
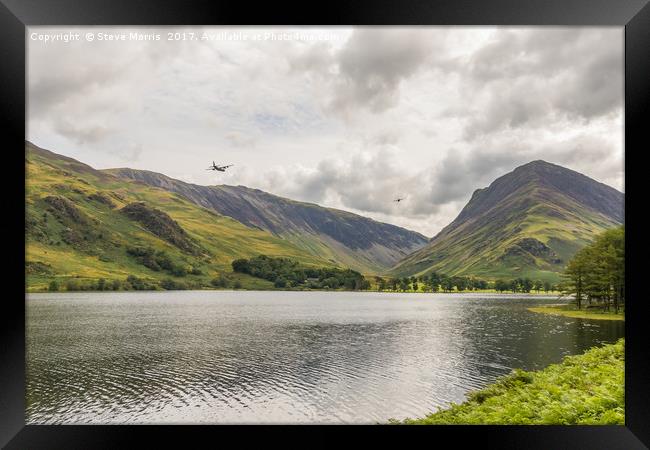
[26,291,624,424]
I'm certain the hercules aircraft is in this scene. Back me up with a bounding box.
[207,161,234,172]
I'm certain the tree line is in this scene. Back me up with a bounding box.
[561,226,624,313]
[47,275,206,292]
[375,273,558,293]
[231,255,371,290]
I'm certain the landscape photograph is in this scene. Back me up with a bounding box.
[25,26,625,425]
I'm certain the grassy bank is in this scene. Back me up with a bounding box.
[394,339,624,425]
[528,304,624,321]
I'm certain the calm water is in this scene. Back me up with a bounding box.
[26,291,624,424]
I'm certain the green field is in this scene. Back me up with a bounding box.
[394,339,624,425]
[528,305,624,321]
[25,143,334,291]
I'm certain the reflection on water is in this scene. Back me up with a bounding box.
[26,291,624,424]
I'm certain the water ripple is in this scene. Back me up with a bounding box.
[26,291,624,424]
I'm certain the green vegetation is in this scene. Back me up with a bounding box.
[561,226,625,313]
[374,272,559,294]
[394,339,624,425]
[527,226,625,320]
[391,161,623,283]
[231,255,371,290]
[120,202,203,255]
[126,246,194,277]
[25,142,336,292]
[528,305,624,321]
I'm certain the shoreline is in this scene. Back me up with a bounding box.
[528,305,624,321]
[25,288,557,298]
[394,339,625,425]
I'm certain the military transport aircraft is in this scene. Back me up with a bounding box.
[207,162,234,172]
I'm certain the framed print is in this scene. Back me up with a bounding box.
[1,0,649,448]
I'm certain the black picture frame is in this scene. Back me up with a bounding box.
[2,1,648,448]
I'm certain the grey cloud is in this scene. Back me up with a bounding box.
[365,130,401,147]
[551,46,623,120]
[123,142,144,162]
[331,29,440,113]
[424,134,622,208]
[107,141,144,163]
[455,28,623,139]
[288,42,334,74]
[285,29,448,115]
[299,159,342,203]
[53,119,113,145]
[251,148,445,221]
[423,149,523,207]
[28,29,198,147]
[244,128,621,233]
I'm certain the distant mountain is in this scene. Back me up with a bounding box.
[25,141,338,291]
[390,160,624,281]
[104,168,429,273]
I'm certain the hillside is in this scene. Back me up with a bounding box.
[104,168,429,273]
[25,142,336,291]
[390,160,624,282]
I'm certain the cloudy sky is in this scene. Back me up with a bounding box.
[27,26,624,237]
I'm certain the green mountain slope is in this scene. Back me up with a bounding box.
[390,160,624,282]
[25,142,335,291]
[104,168,429,274]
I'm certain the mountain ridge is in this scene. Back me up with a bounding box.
[104,167,429,273]
[26,140,624,286]
[25,140,343,291]
[391,159,623,281]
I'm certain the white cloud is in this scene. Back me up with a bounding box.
[27,26,624,236]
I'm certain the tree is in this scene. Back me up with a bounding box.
[171,265,188,277]
[509,279,519,293]
[533,280,543,293]
[161,278,182,290]
[563,249,588,309]
[322,277,340,289]
[231,259,251,274]
[475,279,488,290]
[562,226,624,312]
[453,277,468,292]
[126,275,150,290]
[495,279,508,293]
[211,275,229,288]
[429,272,441,292]
[48,280,59,292]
